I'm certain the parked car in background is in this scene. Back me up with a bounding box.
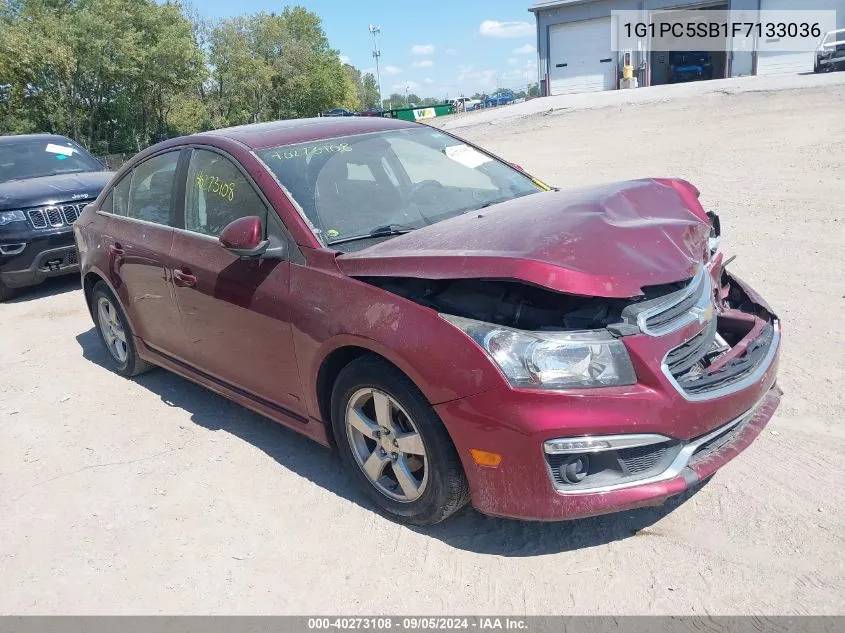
[0,134,112,301]
[76,117,781,525]
[359,107,386,117]
[669,51,714,83]
[485,90,515,108]
[322,108,357,117]
[815,29,845,73]
[449,97,481,112]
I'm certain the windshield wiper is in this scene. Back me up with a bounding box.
[326,223,417,246]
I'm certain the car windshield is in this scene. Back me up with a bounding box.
[0,138,103,183]
[255,127,546,250]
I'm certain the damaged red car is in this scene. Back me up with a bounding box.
[74,117,781,525]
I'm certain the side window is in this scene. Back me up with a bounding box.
[185,149,268,237]
[126,152,179,226]
[109,176,130,217]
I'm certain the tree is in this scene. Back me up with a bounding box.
[360,73,380,109]
[0,1,371,153]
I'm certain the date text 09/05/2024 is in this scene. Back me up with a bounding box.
[623,21,822,39]
[307,618,529,630]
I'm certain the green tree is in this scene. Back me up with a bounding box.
[360,73,380,109]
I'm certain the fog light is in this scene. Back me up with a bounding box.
[559,455,590,484]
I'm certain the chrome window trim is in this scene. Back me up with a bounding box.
[95,209,219,242]
[637,267,712,337]
[661,319,780,402]
[549,400,761,495]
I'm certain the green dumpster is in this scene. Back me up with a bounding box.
[383,103,455,121]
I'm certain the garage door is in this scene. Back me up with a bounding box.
[548,18,615,95]
[757,0,845,75]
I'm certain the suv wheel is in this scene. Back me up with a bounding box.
[0,280,13,302]
[91,281,153,377]
[331,356,470,525]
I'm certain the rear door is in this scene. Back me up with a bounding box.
[169,147,307,419]
[102,149,190,360]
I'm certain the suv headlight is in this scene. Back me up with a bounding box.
[440,314,637,390]
[0,210,26,226]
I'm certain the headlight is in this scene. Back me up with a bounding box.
[440,314,637,390]
[0,210,26,226]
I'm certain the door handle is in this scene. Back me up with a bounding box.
[108,243,124,256]
[173,267,197,287]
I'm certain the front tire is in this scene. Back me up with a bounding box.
[0,280,13,302]
[331,356,470,525]
[90,281,153,377]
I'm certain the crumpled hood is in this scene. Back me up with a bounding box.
[337,178,711,298]
[0,171,113,210]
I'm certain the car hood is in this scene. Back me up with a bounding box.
[337,178,711,299]
[0,171,113,210]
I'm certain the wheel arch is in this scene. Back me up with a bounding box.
[82,269,136,333]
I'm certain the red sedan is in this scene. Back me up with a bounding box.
[74,117,781,524]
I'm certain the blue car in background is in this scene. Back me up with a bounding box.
[484,90,515,107]
[669,52,714,83]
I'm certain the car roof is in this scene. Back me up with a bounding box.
[0,133,73,145]
[200,117,418,150]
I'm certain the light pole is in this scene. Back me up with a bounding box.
[368,25,383,108]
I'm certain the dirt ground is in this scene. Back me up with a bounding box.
[1,81,844,615]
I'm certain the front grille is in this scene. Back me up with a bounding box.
[665,318,718,378]
[643,270,710,334]
[678,324,775,395]
[67,249,78,265]
[27,201,91,230]
[689,414,750,467]
[617,444,670,475]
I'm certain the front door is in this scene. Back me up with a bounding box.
[170,147,307,419]
[104,149,190,360]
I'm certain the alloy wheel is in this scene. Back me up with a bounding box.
[345,388,429,502]
[97,296,128,364]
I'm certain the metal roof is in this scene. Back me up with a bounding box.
[528,0,601,12]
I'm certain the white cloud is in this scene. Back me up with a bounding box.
[382,66,402,75]
[512,44,535,54]
[339,55,350,64]
[391,80,420,92]
[479,20,534,38]
[508,58,519,65]
[423,78,434,84]
[411,44,435,55]
[412,60,434,68]
[445,48,458,56]
[456,65,497,90]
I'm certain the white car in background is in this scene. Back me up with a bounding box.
[815,29,845,73]
[450,97,481,112]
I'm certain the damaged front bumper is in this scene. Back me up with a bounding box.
[434,267,782,521]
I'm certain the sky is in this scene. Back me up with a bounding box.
[195,0,539,98]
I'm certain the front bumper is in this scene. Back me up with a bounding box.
[434,271,782,521]
[0,229,78,289]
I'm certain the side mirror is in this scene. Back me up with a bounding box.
[219,216,269,259]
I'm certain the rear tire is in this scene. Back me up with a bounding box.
[0,280,12,302]
[330,356,470,525]
[90,281,153,377]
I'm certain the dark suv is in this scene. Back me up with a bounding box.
[0,134,113,300]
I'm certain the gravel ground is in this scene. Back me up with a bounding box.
[1,79,844,615]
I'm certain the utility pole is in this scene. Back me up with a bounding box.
[368,25,383,108]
